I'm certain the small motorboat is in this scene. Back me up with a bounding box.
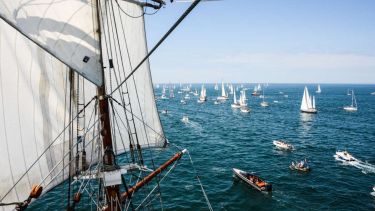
[232,168,272,192]
[336,150,356,162]
[289,160,311,172]
[161,109,168,114]
[273,140,294,150]
[260,101,269,107]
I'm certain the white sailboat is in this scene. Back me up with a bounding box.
[300,86,317,113]
[260,89,269,107]
[231,91,241,108]
[193,88,199,96]
[316,84,321,93]
[161,85,169,99]
[344,90,358,111]
[239,90,250,112]
[197,85,207,103]
[214,83,218,90]
[217,81,229,100]
[0,1,209,210]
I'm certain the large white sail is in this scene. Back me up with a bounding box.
[0,1,166,209]
[301,86,310,110]
[100,0,165,150]
[0,0,103,86]
[221,82,226,97]
[0,20,95,209]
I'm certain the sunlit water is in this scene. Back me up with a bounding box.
[30,84,375,210]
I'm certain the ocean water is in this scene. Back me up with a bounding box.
[30,84,375,210]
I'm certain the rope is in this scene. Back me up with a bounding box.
[109,0,202,96]
[185,150,213,211]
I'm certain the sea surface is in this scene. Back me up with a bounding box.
[30,84,375,210]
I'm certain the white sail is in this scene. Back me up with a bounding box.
[0,20,99,208]
[301,86,310,110]
[312,96,316,108]
[221,82,226,97]
[101,0,165,150]
[0,1,166,209]
[0,0,103,86]
[233,90,237,104]
[316,84,321,93]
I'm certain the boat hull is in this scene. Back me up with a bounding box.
[300,109,317,114]
[232,168,272,192]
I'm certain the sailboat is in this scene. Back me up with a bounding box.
[316,84,321,93]
[260,89,269,107]
[231,91,241,108]
[217,82,229,101]
[251,84,260,96]
[197,85,207,103]
[300,86,317,113]
[214,83,219,90]
[239,90,251,112]
[161,85,169,99]
[344,90,358,111]
[0,1,210,211]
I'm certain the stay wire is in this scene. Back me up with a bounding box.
[109,0,202,96]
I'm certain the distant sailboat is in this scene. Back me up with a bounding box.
[193,89,199,96]
[260,89,269,107]
[214,83,219,90]
[217,82,229,100]
[316,84,321,93]
[161,86,169,99]
[198,85,207,103]
[231,90,241,108]
[344,90,358,111]
[300,86,317,113]
[239,90,250,112]
[252,84,261,96]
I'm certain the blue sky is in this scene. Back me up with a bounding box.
[145,0,375,84]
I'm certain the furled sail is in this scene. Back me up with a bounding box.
[0,0,103,86]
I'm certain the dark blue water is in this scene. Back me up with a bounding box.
[31,84,375,210]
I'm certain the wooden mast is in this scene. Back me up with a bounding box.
[95,0,121,209]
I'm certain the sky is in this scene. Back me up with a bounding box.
[144,0,375,84]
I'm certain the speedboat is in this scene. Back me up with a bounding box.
[240,106,250,113]
[289,160,311,172]
[336,150,356,162]
[273,140,294,150]
[232,168,272,192]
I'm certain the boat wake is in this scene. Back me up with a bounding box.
[182,118,203,134]
[334,155,375,174]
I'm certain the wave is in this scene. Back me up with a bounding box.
[334,155,375,174]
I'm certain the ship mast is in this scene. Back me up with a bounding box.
[95,0,120,209]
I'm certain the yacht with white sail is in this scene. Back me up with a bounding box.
[300,86,317,113]
[231,91,241,108]
[343,90,358,111]
[260,89,269,107]
[197,85,207,103]
[217,82,229,101]
[239,90,250,112]
[316,84,321,93]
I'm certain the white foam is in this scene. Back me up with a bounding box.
[334,155,375,174]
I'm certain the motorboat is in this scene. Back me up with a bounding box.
[336,150,356,162]
[161,109,168,114]
[273,140,294,150]
[232,168,272,192]
[289,160,311,172]
[260,101,269,107]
